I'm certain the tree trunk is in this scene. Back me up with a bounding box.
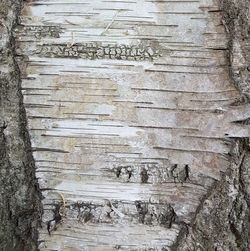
[0,0,249,250]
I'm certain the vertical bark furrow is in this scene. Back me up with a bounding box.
[0,1,43,250]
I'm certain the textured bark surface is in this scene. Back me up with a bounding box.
[220,0,249,100]
[172,139,250,250]
[0,0,249,250]
[0,1,43,250]
[172,0,249,250]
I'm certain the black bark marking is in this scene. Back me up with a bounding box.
[140,167,149,183]
[47,204,62,235]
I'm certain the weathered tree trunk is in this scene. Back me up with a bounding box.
[0,1,42,250]
[0,0,249,250]
[172,0,250,250]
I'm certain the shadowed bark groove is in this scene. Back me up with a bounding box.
[0,1,43,250]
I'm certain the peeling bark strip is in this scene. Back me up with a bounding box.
[0,0,42,250]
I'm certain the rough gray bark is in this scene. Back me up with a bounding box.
[0,1,42,250]
[172,138,249,250]
[0,0,249,250]
[172,0,249,250]
[220,0,249,101]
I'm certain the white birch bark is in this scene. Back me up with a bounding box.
[15,0,249,250]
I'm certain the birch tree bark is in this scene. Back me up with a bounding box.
[0,0,249,250]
